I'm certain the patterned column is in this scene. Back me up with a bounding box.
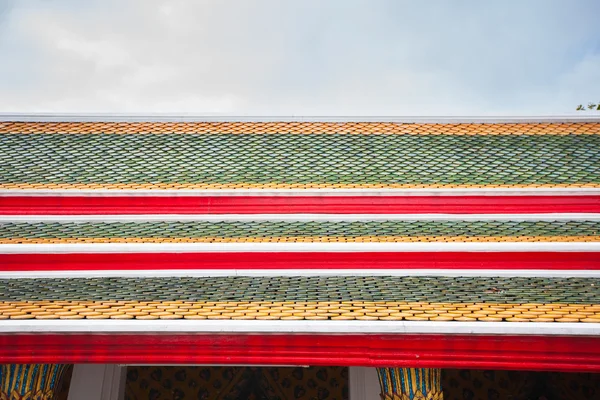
[377,368,443,400]
[0,364,69,400]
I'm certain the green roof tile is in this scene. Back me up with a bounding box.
[1,220,598,241]
[0,276,597,304]
[1,133,598,187]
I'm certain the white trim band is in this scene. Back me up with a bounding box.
[1,188,600,197]
[0,319,598,336]
[1,242,599,254]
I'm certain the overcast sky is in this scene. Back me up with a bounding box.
[0,0,599,116]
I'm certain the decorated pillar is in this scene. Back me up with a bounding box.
[0,364,69,400]
[377,368,443,400]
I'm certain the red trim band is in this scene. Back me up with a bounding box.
[1,252,598,271]
[2,196,599,214]
[1,333,598,372]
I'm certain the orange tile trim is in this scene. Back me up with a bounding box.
[1,301,598,322]
[1,236,598,244]
[0,122,599,135]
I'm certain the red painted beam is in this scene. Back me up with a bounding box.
[1,252,598,271]
[1,334,599,372]
[1,196,599,214]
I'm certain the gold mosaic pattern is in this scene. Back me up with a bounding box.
[380,391,443,400]
[0,364,69,400]
[125,366,348,400]
[378,368,443,400]
[1,301,599,322]
[1,122,599,135]
[0,390,55,400]
[442,369,536,400]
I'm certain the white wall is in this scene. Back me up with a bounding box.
[67,364,126,400]
[349,367,380,400]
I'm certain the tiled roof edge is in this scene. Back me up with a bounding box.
[1,113,600,123]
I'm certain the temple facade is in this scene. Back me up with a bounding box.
[0,116,598,399]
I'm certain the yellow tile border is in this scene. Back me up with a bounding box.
[0,301,598,322]
[1,236,599,244]
[1,122,599,135]
[1,183,600,190]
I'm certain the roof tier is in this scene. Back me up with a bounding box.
[1,122,599,190]
[1,218,599,243]
[0,275,598,323]
[0,118,599,369]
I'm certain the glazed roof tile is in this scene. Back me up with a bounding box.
[1,121,598,135]
[1,219,599,243]
[1,120,599,331]
[1,122,599,190]
[0,276,598,322]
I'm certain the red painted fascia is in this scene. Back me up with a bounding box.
[1,252,598,271]
[1,196,599,214]
[1,334,599,372]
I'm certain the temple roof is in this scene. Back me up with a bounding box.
[0,117,599,367]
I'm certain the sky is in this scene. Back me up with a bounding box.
[0,0,599,116]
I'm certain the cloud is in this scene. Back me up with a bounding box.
[0,0,599,115]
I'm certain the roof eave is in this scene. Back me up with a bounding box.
[1,329,599,371]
